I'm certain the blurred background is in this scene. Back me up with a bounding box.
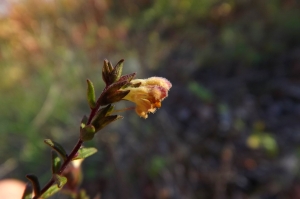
[1,0,300,198]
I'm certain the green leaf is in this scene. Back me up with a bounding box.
[21,183,32,199]
[26,174,40,196]
[86,79,96,109]
[40,175,67,198]
[51,151,61,174]
[54,174,67,188]
[40,184,61,198]
[72,147,98,160]
[112,59,124,82]
[44,139,68,161]
[80,124,96,141]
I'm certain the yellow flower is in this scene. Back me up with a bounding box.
[122,77,172,118]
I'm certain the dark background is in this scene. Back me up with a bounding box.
[1,0,300,198]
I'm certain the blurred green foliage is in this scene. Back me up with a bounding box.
[147,155,168,178]
[247,121,278,157]
[188,81,213,102]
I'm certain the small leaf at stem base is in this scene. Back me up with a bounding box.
[72,147,98,160]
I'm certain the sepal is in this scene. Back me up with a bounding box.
[102,59,126,85]
[118,72,136,82]
[99,89,130,106]
[91,104,123,131]
[111,59,124,82]
[91,104,113,128]
[86,79,96,109]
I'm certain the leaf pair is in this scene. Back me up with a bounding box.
[23,139,98,198]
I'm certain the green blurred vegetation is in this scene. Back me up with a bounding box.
[0,0,300,198]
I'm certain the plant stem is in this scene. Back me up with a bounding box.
[33,88,107,198]
[33,139,83,199]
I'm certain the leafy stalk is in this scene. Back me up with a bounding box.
[31,59,137,198]
[33,84,110,199]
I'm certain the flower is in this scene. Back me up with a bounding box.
[121,77,172,119]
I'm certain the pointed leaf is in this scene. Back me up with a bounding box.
[44,139,68,161]
[26,174,40,196]
[72,147,98,160]
[86,79,96,109]
[51,151,61,174]
[102,60,110,85]
[91,105,113,123]
[111,59,124,82]
[106,60,125,85]
[22,183,32,199]
[108,61,114,72]
[101,90,130,105]
[102,59,116,85]
[95,115,123,132]
[40,175,67,198]
[80,124,96,141]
